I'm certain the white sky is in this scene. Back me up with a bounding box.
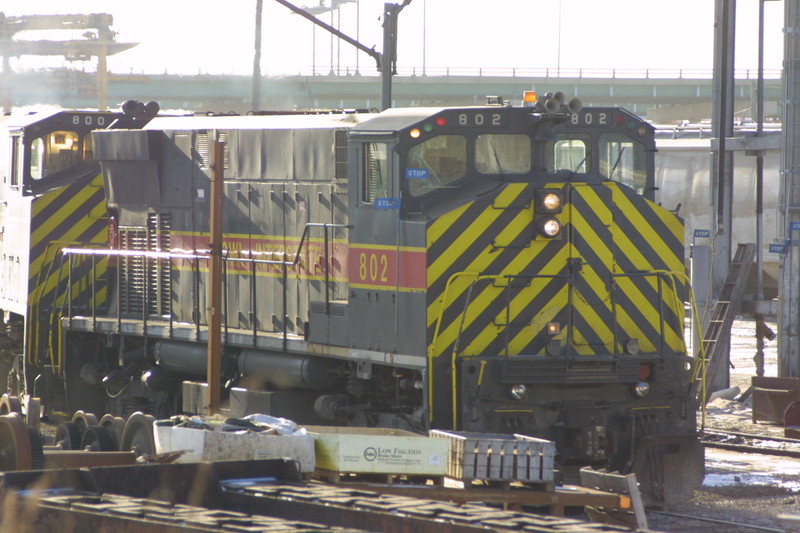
[0,1,786,77]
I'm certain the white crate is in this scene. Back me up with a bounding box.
[430,430,555,483]
[154,423,315,472]
[304,426,448,476]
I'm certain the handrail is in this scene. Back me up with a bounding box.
[61,224,351,350]
[292,222,352,313]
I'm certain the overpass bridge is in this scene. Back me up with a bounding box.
[1,66,783,122]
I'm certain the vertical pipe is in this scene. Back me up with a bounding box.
[96,43,108,111]
[169,255,174,339]
[282,264,288,351]
[252,0,263,111]
[251,257,257,344]
[323,224,330,311]
[91,255,96,330]
[422,0,426,76]
[355,0,360,74]
[223,258,229,343]
[756,0,766,301]
[67,255,73,325]
[207,140,225,415]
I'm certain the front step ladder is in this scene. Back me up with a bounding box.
[691,242,757,403]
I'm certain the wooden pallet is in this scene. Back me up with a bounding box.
[314,468,444,486]
[321,480,630,517]
[444,476,555,493]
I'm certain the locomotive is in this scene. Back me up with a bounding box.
[1,94,703,504]
[0,103,155,402]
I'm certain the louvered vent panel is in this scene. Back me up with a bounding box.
[147,213,172,318]
[195,132,209,167]
[334,129,348,181]
[218,132,230,170]
[119,228,147,316]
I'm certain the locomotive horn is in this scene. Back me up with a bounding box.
[544,97,561,113]
[553,91,566,104]
[568,98,583,113]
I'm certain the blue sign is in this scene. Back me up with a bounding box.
[693,229,711,239]
[792,221,800,232]
[770,243,787,254]
[374,197,400,210]
[405,168,429,180]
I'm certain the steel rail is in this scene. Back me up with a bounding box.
[649,510,784,533]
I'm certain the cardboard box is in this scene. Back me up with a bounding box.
[304,426,448,475]
[154,422,315,472]
[430,430,555,483]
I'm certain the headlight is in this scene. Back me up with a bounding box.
[510,384,528,400]
[634,381,650,398]
[542,192,562,212]
[535,189,563,214]
[538,217,561,238]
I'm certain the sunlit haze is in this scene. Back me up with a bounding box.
[0,0,785,77]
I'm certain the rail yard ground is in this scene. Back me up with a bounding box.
[647,317,799,533]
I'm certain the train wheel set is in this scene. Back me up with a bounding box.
[0,397,156,472]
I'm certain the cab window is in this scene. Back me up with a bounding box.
[29,130,82,181]
[599,134,647,194]
[406,134,466,197]
[548,136,590,173]
[476,134,530,174]
[362,142,389,203]
[10,137,21,187]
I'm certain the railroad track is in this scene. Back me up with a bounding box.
[0,408,641,532]
[702,429,800,458]
[0,460,637,533]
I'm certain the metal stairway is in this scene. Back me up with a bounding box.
[692,242,757,402]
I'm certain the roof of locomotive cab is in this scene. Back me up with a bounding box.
[0,108,113,130]
[142,112,370,131]
[351,106,448,134]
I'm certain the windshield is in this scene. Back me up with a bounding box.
[599,134,647,194]
[406,134,467,197]
[548,136,590,173]
[475,134,531,174]
[29,130,85,181]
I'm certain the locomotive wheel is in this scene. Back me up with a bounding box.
[71,410,99,435]
[27,428,44,470]
[81,426,117,452]
[99,414,126,450]
[24,397,41,433]
[120,412,156,456]
[54,422,82,450]
[0,413,32,471]
[0,394,21,415]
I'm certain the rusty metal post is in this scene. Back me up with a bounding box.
[207,141,225,414]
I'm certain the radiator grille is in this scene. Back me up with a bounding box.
[119,213,172,318]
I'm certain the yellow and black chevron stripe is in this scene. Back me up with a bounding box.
[28,170,110,370]
[426,181,686,363]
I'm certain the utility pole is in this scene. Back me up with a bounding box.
[381,3,399,110]
[709,0,736,390]
[779,0,800,376]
